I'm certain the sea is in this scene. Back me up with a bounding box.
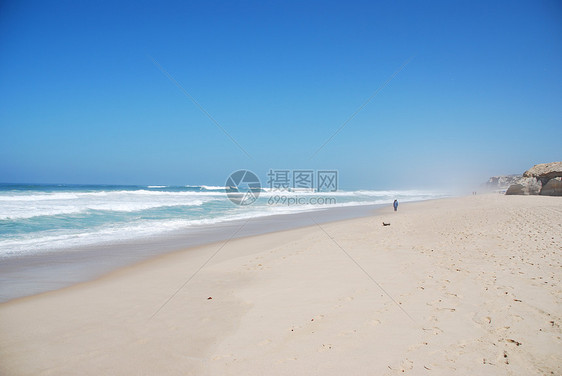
[0,183,447,259]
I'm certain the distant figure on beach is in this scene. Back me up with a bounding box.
[393,200,398,211]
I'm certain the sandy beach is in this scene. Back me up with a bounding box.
[0,194,560,375]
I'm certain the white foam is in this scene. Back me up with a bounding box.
[200,185,226,190]
[0,208,310,256]
[0,189,225,202]
[0,187,449,256]
[0,191,217,220]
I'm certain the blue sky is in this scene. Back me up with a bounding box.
[1,0,561,189]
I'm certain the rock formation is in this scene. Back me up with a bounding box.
[540,177,562,196]
[505,177,542,195]
[523,162,562,180]
[505,162,562,196]
[486,175,522,190]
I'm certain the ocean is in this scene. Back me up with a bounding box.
[0,183,447,259]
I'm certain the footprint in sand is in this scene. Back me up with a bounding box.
[473,316,492,325]
[400,358,414,371]
[436,307,456,312]
[407,341,430,351]
[426,298,443,306]
[510,314,524,321]
[422,327,443,335]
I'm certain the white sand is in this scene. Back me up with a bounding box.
[1,194,561,375]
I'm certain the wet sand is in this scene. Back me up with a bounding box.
[0,204,383,302]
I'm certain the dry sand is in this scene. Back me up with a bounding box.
[1,194,561,375]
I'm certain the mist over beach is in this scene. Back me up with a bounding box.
[1,1,561,375]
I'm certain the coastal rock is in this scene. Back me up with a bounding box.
[486,175,522,190]
[504,162,562,196]
[522,162,562,179]
[540,177,562,196]
[505,177,542,195]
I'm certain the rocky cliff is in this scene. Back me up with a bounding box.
[505,162,562,196]
[486,175,522,190]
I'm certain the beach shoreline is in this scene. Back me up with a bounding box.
[1,194,560,375]
[0,202,394,303]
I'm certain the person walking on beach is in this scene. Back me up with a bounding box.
[393,199,398,212]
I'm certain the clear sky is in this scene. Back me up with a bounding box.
[1,0,561,189]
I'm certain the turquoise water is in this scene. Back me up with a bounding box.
[0,184,446,257]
